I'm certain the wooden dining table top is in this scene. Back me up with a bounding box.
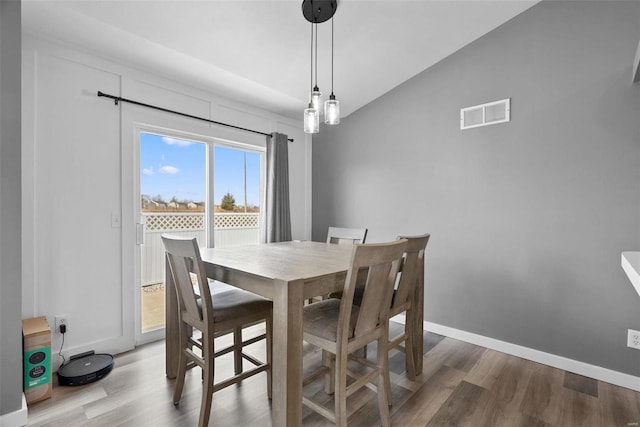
[198,240,355,282]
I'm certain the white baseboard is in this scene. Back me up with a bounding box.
[0,394,27,427]
[390,314,640,392]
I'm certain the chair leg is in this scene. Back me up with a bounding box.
[266,316,273,399]
[384,342,393,406]
[403,322,417,380]
[233,326,243,375]
[377,336,392,427]
[334,352,348,427]
[199,334,215,427]
[322,350,335,395]
[173,326,189,405]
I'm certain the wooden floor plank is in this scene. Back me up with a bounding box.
[556,387,603,427]
[599,381,640,427]
[519,363,565,425]
[391,365,467,426]
[563,371,599,398]
[441,341,486,373]
[464,348,511,390]
[422,331,445,354]
[426,380,486,426]
[470,355,535,426]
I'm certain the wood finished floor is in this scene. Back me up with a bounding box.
[27,323,640,426]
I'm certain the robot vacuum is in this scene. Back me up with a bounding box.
[58,351,114,386]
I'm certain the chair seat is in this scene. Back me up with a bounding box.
[303,299,359,342]
[197,289,272,323]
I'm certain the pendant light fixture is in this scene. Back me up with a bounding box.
[302,0,338,134]
[324,16,340,125]
[303,21,319,134]
[303,104,319,134]
[311,23,322,112]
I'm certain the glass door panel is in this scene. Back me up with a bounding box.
[213,146,262,248]
[139,132,206,333]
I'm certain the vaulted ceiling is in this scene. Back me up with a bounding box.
[22,0,538,119]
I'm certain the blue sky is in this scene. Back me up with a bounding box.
[140,132,261,206]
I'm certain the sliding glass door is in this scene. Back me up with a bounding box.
[137,130,264,338]
[139,133,206,333]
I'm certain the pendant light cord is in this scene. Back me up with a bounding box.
[331,17,334,95]
[310,21,313,96]
[314,23,318,89]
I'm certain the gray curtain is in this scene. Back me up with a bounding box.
[262,132,292,243]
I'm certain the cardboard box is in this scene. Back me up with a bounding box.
[23,316,52,404]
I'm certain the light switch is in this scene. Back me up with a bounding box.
[111,212,121,228]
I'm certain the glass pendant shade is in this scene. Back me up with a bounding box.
[303,106,319,134]
[311,86,322,112]
[324,95,340,125]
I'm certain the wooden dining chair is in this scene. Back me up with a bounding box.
[334,234,430,388]
[161,235,272,427]
[384,233,430,388]
[309,226,368,304]
[302,240,407,427]
[326,226,368,244]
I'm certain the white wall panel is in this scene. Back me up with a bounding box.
[32,52,123,356]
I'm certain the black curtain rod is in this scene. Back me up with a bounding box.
[97,91,294,142]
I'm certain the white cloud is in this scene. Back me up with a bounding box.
[159,165,179,174]
[142,167,154,176]
[162,137,193,147]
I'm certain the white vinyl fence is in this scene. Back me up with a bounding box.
[141,212,260,286]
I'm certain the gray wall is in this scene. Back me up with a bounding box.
[0,0,23,418]
[313,1,640,376]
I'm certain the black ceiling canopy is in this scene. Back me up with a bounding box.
[302,0,338,24]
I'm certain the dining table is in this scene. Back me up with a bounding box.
[164,240,425,426]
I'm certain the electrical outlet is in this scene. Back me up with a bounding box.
[628,329,640,350]
[55,315,70,334]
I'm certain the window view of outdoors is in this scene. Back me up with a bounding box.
[141,133,206,213]
[139,132,262,332]
[213,145,261,214]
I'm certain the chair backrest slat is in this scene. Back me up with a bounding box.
[392,234,430,313]
[354,263,395,337]
[162,235,213,329]
[326,226,368,245]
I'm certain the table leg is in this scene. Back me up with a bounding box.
[165,255,178,379]
[411,266,425,374]
[271,279,304,426]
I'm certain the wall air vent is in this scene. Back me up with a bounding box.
[460,98,510,130]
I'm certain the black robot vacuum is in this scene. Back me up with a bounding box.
[58,351,114,386]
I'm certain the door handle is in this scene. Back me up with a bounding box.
[136,223,145,245]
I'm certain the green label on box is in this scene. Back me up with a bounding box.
[24,347,51,390]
